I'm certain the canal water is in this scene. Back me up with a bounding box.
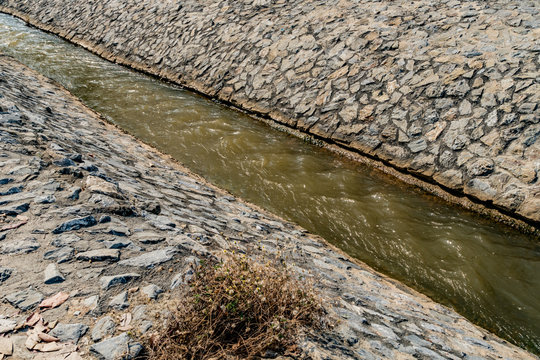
[0,13,538,353]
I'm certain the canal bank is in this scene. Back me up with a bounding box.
[0,54,537,359]
[0,0,538,232]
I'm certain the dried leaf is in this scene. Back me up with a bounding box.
[38,332,59,343]
[0,216,28,231]
[39,292,69,309]
[25,332,39,350]
[25,312,42,327]
[34,341,63,352]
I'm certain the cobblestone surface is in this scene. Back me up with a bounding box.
[0,56,537,359]
[0,0,538,226]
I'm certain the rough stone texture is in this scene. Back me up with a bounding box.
[0,56,535,358]
[0,0,537,226]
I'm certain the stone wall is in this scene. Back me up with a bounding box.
[0,0,538,226]
[0,54,536,359]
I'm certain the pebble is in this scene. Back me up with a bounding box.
[49,323,89,344]
[118,247,177,268]
[43,263,65,284]
[90,333,143,360]
[91,316,116,342]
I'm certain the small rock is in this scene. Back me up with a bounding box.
[90,333,142,360]
[118,247,177,268]
[52,216,97,234]
[0,267,13,283]
[76,249,120,262]
[34,195,56,204]
[49,323,88,344]
[51,234,81,247]
[43,246,75,263]
[467,158,495,177]
[98,215,111,224]
[135,231,166,244]
[92,316,116,342]
[1,237,40,254]
[44,263,65,284]
[4,288,43,311]
[108,291,129,310]
[139,320,153,334]
[106,224,130,237]
[141,284,163,300]
[83,295,100,310]
[100,273,141,290]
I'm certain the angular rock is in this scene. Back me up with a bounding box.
[0,267,13,283]
[1,237,40,254]
[108,291,129,310]
[49,323,88,344]
[100,273,141,290]
[92,316,116,342]
[4,288,43,311]
[51,233,81,247]
[141,284,163,300]
[52,215,97,234]
[90,333,142,360]
[118,247,177,268]
[43,246,75,263]
[0,202,29,215]
[76,249,120,262]
[44,263,65,284]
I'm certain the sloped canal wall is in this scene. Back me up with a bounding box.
[0,0,538,229]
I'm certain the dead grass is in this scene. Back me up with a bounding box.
[145,253,323,359]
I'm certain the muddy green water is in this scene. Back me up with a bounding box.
[0,13,539,353]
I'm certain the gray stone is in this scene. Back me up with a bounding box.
[43,246,74,263]
[51,233,81,247]
[34,194,56,204]
[76,249,120,262]
[118,247,177,268]
[408,139,427,153]
[52,215,97,234]
[4,288,43,311]
[1,237,40,254]
[90,333,142,360]
[468,158,495,177]
[141,284,163,300]
[49,323,88,344]
[92,316,116,342]
[100,273,141,290]
[0,267,13,283]
[44,263,65,284]
[108,291,129,310]
[0,202,29,216]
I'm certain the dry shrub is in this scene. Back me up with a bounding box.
[146,253,323,359]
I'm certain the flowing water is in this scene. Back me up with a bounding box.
[0,13,539,353]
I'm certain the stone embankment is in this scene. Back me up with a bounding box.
[0,56,536,359]
[0,0,538,230]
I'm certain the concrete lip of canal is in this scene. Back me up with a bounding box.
[0,11,539,356]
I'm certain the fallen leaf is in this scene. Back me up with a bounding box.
[25,312,42,327]
[39,292,69,309]
[38,332,59,342]
[34,341,63,352]
[0,337,13,355]
[25,332,39,350]
[0,216,28,231]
